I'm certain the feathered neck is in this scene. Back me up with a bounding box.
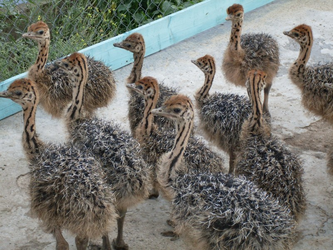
[28,38,50,79]
[247,75,270,136]
[138,91,159,138]
[22,93,42,160]
[127,45,145,84]
[195,62,216,104]
[165,116,193,180]
[291,34,313,80]
[66,63,88,123]
[229,17,243,51]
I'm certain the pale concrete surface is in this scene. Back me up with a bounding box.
[1,0,333,249]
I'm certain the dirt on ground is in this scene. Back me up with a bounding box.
[1,0,333,249]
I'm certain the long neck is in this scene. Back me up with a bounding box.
[66,67,88,122]
[140,94,158,137]
[166,118,193,179]
[292,40,312,79]
[248,81,264,135]
[127,48,145,83]
[30,39,50,77]
[22,101,42,160]
[229,18,243,51]
[195,65,215,103]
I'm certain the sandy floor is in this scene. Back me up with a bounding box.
[1,0,333,249]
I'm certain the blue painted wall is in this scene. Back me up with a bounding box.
[0,0,273,120]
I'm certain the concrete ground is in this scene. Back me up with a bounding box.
[1,0,333,249]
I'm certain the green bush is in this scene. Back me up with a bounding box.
[0,0,202,81]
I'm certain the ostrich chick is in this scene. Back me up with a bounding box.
[222,3,280,115]
[127,76,226,200]
[22,21,116,118]
[113,33,176,137]
[0,79,117,250]
[151,94,296,250]
[235,69,306,221]
[192,54,252,174]
[57,52,152,250]
[283,24,333,123]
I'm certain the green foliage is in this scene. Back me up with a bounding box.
[0,0,203,81]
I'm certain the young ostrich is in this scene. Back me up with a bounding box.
[113,33,176,137]
[0,79,117,250]
[235,69,306,221]
[192,54,252,174]
[22,21,116,118]
[222,3,280,115]
[283,24,333,123]
[57,52,152,250]
[151,94,296,250]
[127,76,226,199]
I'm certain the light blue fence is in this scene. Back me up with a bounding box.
[0,0,273,120]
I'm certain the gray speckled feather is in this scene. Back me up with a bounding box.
[241,33,280,69]
[236,133,306,221]
[33,56,116,117]
[30,142,116,238]
[68,118,151,203]
[200,93,251,152]
[170,171,295,250]
[236,69,306,221]
[141,126,225,175]
[294,64,333,121]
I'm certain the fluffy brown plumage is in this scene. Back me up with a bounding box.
[192,54,251,174]
[22,21,116,118]
[235,69,306,221]
[283,24,333,123]
[152,94,296,250]
[113,33,175,137]
[222,4,279,115]
[0,78,117,250]
[57,52,152,250]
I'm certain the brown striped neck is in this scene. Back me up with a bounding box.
[66,75,86,121]
[247,70,266,135]
[113,33,146,84]
[162,111,193,183]
[168,116,193,171]
[153,95,194,177]
[229,17,243,51]
[23,21,50,78]
[22,97,41,159]
[0,79,42,159]
[67,62,88,121]
[58,53,89,122]
[127,77,160,139]
[193,55,216,102]
[284,25,313,82]
[141,89,158,137]
[292,39,312,78]
[128,48,145,83]
[30,38,50,77]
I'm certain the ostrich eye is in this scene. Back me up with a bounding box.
[173,108,181,114]
[38,30,44,35]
